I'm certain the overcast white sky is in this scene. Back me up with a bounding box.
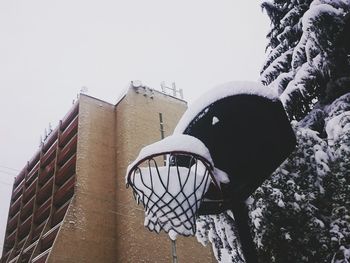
[0,0,270,254]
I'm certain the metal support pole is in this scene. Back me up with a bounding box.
[171,240,178,263]
[231,201,258,263]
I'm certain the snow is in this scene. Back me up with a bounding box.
[325,93,350,118]
[196,213,245,262]
[280,60,316,105]
[311,0,350,9]
[126,134,214,179]
[213,168,230,184]
[325,111,350,144]
[212,116,219,125]
[130,165,211,239]
[174,81,279,134]
[263,42,290,73]
[277,199,285,208]
[269,71,295,95]
[260,49,293,84]
[302,4,342,32]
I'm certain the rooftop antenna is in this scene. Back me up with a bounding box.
[160,82,184,99]
[80,86,88,94]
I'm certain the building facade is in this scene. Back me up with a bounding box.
[1,86,215,263]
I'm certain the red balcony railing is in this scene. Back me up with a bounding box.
[41,142,57,168]
[39,160,55,186]
[26,163,39,187]
[42,129,58,152]
[34,198,51,225]
[1,251,10,263]
[41,223,60,251]
[52,201,70,227]
[28,151,40,173]
[9,196,21,217]
[37,178,53,205]
[56,155,76,186]
[54,176,75,207]
[7,213,19,233]
[6,230,17,248]
[57,135,77,166]
[32,248,51,263]
[14,168,26,187]
[61,102,79,131]
[22,241,37,262]
[23,179,37,203]
[21,196,35,221]
[60,116,78,147]
[18,215,32,239]
[32,221,45,242]
[12,181,24,201]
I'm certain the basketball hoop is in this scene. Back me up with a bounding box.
[126,135,220,239]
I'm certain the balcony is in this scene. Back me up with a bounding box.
[61,102,79,131]
[52,201,70,227]
[26,164,39,187]
[32,221,46,242]
[42,129,58,152]
[41,142,57,168]
[14,169,26,187]
[7,212,19,233]
[8,255,19,263]
[57,135,77,166]
[39,160,55,186]
[23,179,37,204]
[22,240,38,261]
[37,178,53,205]
[28,151,40,173]
[54,176,75,207]
[12,181,24,201]
[18,215,32,239]
[60,115,78,147]
[21,196,35,221]
[9,196,21,217]
[34,198,51,225]
[1,251,10,263]
[41,223,60,251]
[56,154,76,186]
[6,229,17,248]
[32,248,51,263]
[11,238,26,259]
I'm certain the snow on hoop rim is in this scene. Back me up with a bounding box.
[126,134,215,183]
[174,81,279,134]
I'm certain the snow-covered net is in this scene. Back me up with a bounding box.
[126,135,217,240]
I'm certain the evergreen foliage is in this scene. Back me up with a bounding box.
[261,0,350,121]
[196,1,350,262]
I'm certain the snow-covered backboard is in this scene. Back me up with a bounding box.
[175,82,296,214]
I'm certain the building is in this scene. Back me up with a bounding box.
[0,85,215,263]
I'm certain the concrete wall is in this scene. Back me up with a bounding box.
[48,95,117,262]
[114,88,215,262]
[49,89,215,262]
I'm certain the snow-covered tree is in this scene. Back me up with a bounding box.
[196,1,350,262]
[249,125,332,262]
[196,212,245,262]
[261,0,350,121]
[250,1,350,262]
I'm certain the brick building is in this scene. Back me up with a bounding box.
[0,85,215,263]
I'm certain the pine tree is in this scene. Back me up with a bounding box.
[196,212,245,263]
[261,0,350,121]
[196,2,350,262]
[324,104,350,262]
[252,1,350,262]
[249,125,332,262]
